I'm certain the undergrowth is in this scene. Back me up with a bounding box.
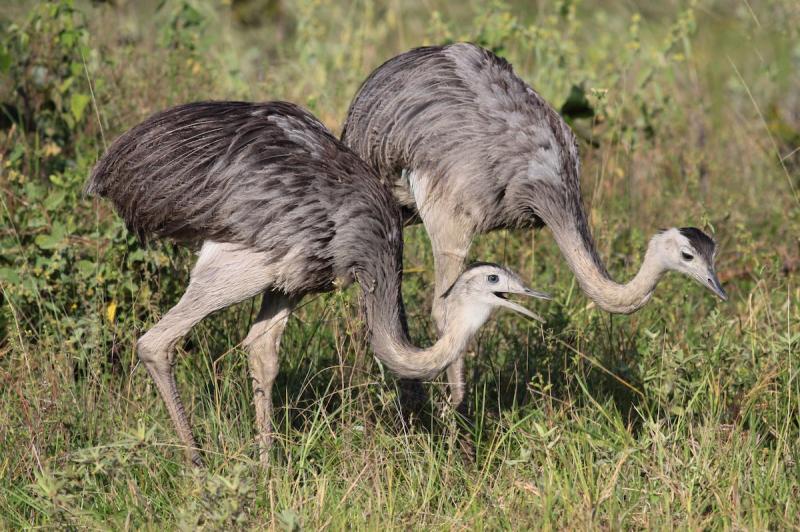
[1,0,798,528]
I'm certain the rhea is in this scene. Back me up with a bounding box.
[342,43,728,407]
[86,101,550,466]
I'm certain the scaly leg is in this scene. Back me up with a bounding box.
[243,290,297,467]
[137,241,274,466]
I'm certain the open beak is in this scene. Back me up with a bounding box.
[706,270,728,301]
[493,286,552,323]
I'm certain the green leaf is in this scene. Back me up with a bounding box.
[69,92,90,122]
[24,182,45,201]
[60,29,76,47]
[44,190,66,211]
[77,260,95,277]
[669,405,685,416]
[58,77,74,94]
[0,46,11,73]
[277,509,301,532]
[35,224,67,250]
[127,248,146,262]
[0,267,20,284]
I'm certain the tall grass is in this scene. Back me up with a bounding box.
[1,0,798,527]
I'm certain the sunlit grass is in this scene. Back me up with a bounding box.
[1,0,798,528]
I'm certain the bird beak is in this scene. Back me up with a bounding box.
[494,286,551,323]
[706,269,728,301]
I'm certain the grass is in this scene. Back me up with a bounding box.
[1,0,799,528]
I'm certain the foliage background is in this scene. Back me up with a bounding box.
[1,0,798,528]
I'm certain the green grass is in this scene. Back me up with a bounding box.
[1,0,799,528]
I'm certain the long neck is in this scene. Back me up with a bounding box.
[359,268,474,380]
[552,223,665,314]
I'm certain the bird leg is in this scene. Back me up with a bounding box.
[429,241,475,460]
[138,327,202,466]
[392,246,468,419]
[137,241,274,466]
[405,169,473,409]
[243,291,296,467]
[430,244,470,409]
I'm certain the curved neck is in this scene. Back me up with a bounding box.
[368,318,473,380]
[552,224,665,314]
[359,270,477,380]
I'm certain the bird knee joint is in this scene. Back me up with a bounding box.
[136,336,171,367]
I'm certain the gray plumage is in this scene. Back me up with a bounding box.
[87,101,399,297]
[342,42,726,309]
[87,100,549,466]
[342,43,726,405]
[341,43,597,255]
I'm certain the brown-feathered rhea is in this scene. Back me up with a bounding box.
[341,43,727,406]
[86,100,551,466]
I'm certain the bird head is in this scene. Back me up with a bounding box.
[439,262,551,334]
[652,227,727,301]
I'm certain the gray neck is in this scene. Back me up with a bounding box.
[369,319,472,380]
[552,224,665,314]
[361,274,475,380]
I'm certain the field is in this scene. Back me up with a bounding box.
[1,0,799,528]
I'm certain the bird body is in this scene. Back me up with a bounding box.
[87,101,400,297]
[87,100,549,466]
[342,43,582,237]
[342,43,726,405]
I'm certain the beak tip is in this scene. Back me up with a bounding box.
[714,283,728,302]
[708,272,728,302]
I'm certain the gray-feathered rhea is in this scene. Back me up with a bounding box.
[86,100,550,466]
[342,43,727,313]
[87,101,402,296]
[342,43,727,408]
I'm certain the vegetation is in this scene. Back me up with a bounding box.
[1,0,798,528]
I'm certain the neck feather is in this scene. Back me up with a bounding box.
[552,224,665,314]
[360,271,474,380]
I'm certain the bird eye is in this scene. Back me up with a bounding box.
[487,274,499,284]
[681,251,694,261]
